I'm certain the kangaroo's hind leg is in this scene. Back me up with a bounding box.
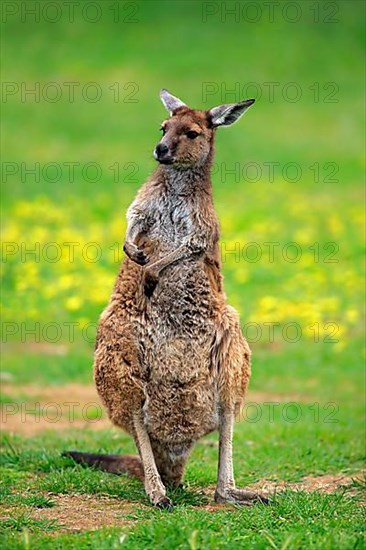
[94,312,172,510]
[133,412,173,510]
[215,407,268,505]
[212,306,268,506]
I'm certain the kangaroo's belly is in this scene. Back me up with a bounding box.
[143,377,219,444]
[142,337,219,443]
[140,259,219,443]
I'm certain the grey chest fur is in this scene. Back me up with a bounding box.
[147,191,195,249]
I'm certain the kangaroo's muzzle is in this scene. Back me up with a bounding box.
[154,143,174,164]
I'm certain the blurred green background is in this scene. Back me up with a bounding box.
[1,0,364,378]
[0,1,365,547]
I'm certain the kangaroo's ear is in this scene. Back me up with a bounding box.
[209,99,255,127]
[160,89,187,115]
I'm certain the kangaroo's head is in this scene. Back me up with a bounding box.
[154,89,255,169]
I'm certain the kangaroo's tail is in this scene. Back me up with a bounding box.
[62,451,144,481]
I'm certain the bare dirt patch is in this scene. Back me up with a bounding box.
[1,474,363,533]
[1,383,112,436]
[31,494,136,532]
[248,390,312,403]
[248,472,365,496]
[1,383,99,402]
[202,471,365,509]
[1,413,112,437]
[0,383,314,436]
[1,342,69,357]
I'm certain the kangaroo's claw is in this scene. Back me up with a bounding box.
[155,496,174,511]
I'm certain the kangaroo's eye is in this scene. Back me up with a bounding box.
[186,130,199,139]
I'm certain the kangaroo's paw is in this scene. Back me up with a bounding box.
[143,268,159,297]
[123,242,149,266]
[154,496,174,511]
[214,488,269,506]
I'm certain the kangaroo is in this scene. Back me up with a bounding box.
[65,90,268,510]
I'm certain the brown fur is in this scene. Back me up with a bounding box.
[65,91,267,509]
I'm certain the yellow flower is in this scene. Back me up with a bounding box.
[233,268,249,284]
[58,275,74,290]
[345,309,359,323]
[259,296,278,311]
[65,296,83,311]
[328,215,343,236]
[293,229,314,245]
[76,317,91,328]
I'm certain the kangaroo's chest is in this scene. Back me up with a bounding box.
[149,195,193,247]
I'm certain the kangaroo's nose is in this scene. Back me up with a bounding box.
[153,142,174,164]
[155,143,169,157]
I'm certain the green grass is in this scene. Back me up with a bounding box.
[1,0,365,548]
[0,420,364,548]
[3,493,364,550]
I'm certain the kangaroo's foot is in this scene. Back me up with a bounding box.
[155,495,174,511]
[216,407,269,507]
[214,488,269,506]
[148,485,173,511]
